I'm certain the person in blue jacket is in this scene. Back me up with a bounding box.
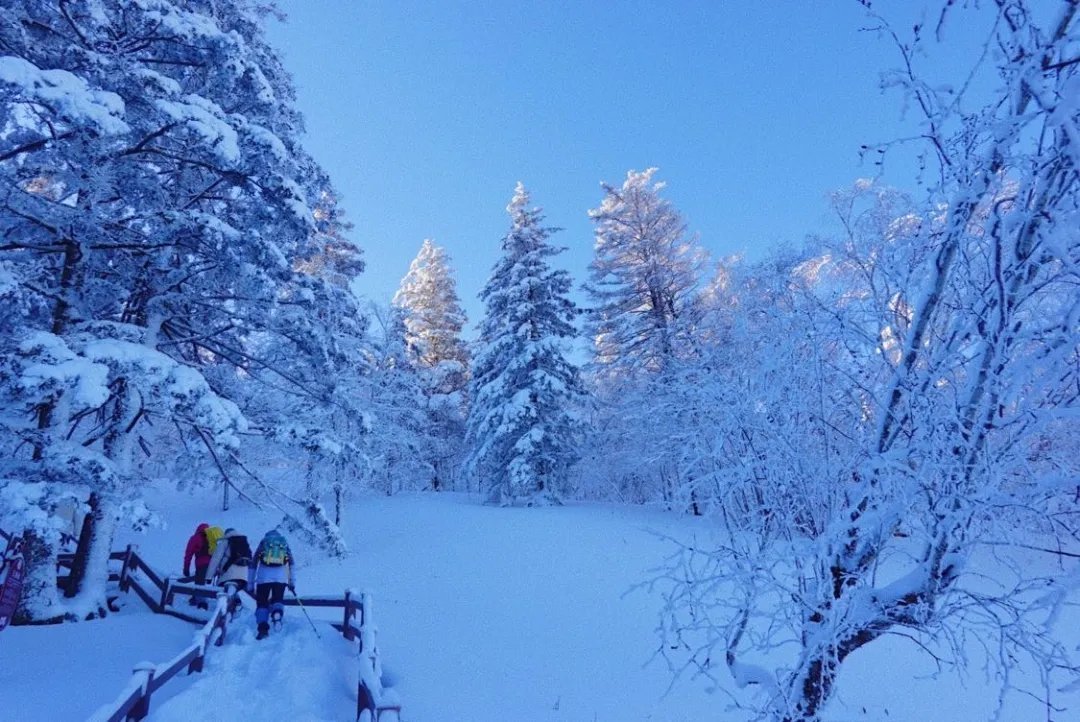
[248,529,296,639]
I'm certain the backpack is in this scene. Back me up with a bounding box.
[225,535,252,569]
[259,533,289,567]
[204,526,225,555]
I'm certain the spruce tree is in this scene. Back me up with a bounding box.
[392,239,469,489]
[466,183,584,505]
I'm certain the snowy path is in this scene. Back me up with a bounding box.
[147,613,358,722]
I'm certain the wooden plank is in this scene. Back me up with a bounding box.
[150,646,200,693]
[281,597,344,608]
[168,583,219,599]
[128,578,161,613]
[331,622,363,639]
[135,557,165,593]
[105,686,144,722]
[159,607,208,625]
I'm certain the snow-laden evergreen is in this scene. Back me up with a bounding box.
[393,239,470,378]
[574,169,710,506]
[392,239,469,489]
[465,184,584,505]
[584,167,706,380]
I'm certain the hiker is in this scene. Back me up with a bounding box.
[208,527,252,590]
[183,522,223,609]
[208,528,252,613]
[248,528,296,640]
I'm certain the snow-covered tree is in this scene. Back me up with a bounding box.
[575,168,709,505]
[657,4,1080,718]
[393,239,470,380]
[0,0,367,620]
[392,239,469,489]
[360,303,436,495]
[584,168,706,380]
[465,184,584,505]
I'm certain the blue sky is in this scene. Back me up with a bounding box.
[264,1,994,333]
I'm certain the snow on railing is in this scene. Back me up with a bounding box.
[87,583,237,722]
[77,545,401,722]
[340,589,402,722]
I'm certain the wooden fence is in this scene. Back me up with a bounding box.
[62,544,402,722]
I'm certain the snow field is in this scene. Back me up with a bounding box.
[0,608,195,720]
[5,487,1077,721]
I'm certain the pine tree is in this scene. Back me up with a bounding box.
[392,239,469,489]
[575,169,707,506]
[584,168,705,380]
[466,183,584,505]
[393,239,470,378]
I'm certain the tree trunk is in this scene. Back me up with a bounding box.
[64,494,98,598]
[65,496,117,619]
[12,529,63,624]
[334,485,343,527]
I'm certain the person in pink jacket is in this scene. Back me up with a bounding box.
[183,523,213,581]
[183,523,213,609]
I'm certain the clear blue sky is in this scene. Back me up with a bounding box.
[264,1,994,333]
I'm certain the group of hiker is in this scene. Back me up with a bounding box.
[182,523,298,640]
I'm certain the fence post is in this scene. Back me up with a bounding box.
[159,576,172,610]
[127,661,156,721]
[360,593,378,673]
[343,590,354,641]
[118,544,136,593]
[214,591,229,647]
[357,678,376,721]
[189,625,209,674]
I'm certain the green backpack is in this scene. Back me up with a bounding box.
[260,533,289,567]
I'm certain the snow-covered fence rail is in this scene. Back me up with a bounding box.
[55,549,124,598]
[87,585,239,722]
[78,545,401,721]
[338,589,401,722]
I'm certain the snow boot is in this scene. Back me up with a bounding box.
[256,622,270,640]
[271,609,283,631]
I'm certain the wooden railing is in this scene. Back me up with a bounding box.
[70,545,401,722]
[87,584,239,722]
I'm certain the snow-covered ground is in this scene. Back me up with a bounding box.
[3,488,1077,721]
[0,609,195,720]
[148,614,358,722]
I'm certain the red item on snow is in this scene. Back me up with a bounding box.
[183,523,212,575]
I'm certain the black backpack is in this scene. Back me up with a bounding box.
[225,535,252,569]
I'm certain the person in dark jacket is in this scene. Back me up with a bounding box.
[183,522,213,609]
[248,529,296,640]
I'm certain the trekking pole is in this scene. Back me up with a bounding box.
[290,587,321,638]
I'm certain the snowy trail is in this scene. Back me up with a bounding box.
[147,612,358,722]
